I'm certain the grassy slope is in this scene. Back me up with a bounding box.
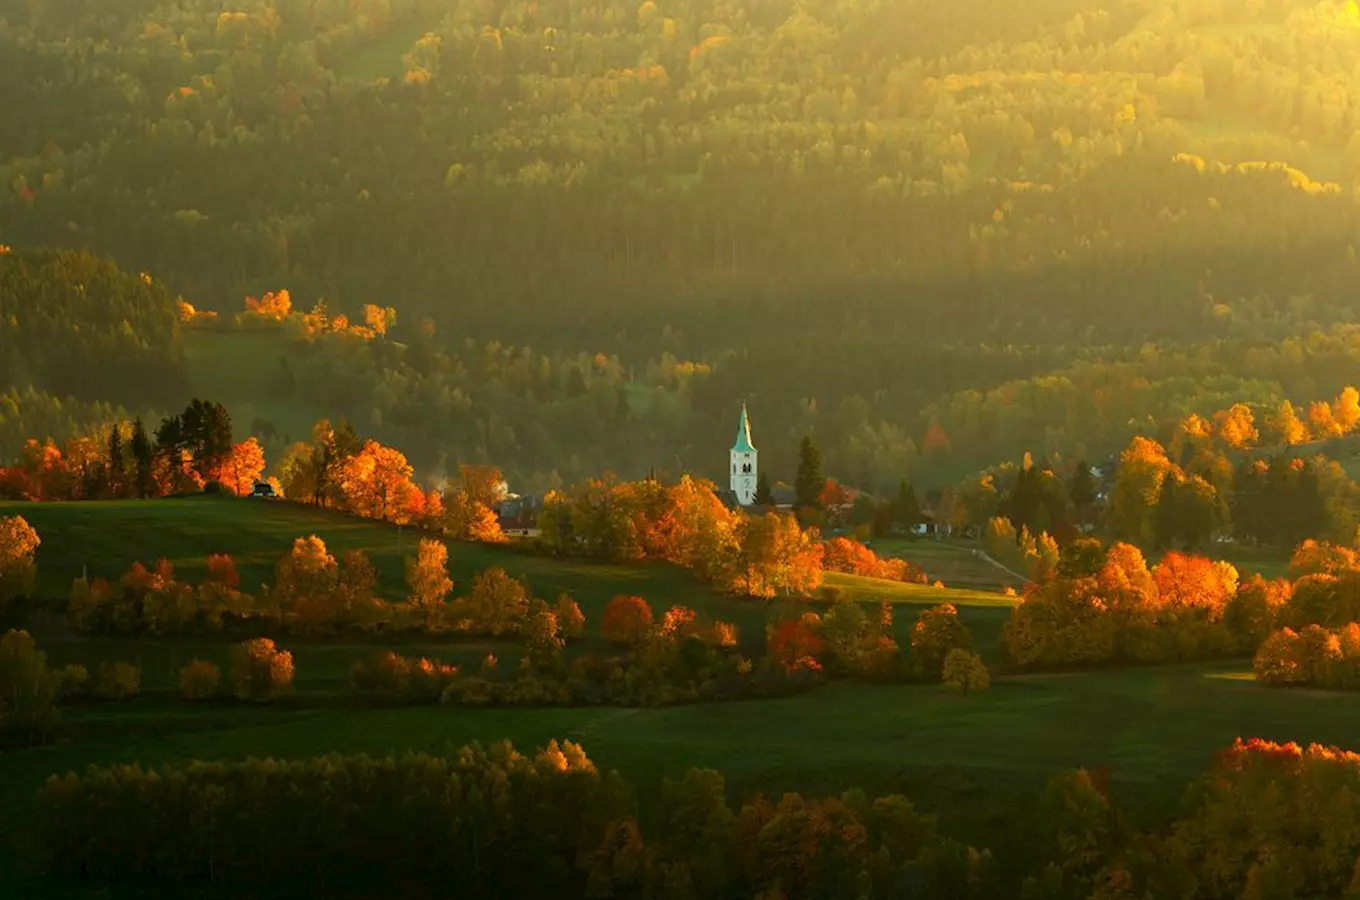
[0,496,1017,674]
[7,663,1360,897]
[2,501,1360,896]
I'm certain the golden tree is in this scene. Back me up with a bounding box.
[0,515,40,610]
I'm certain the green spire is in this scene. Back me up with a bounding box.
[733,403,755,453]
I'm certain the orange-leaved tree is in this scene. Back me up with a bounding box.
[213,438,266,496]
[338,440,420,524]
[766,613,825,670]
[273,536,339,633]
[601,595,653,647]
[229,638,294,701]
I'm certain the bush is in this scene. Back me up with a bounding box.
[942,649,990,694]
[0,629,59,746]
[179,659,221,700]
[94,662,141,700]
[229,638,294,701]
[352,651,459,701]
[56,664,89,699]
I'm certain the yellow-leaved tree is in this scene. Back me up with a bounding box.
[0,515,40,611]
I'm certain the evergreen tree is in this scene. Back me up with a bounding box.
[892,479,922,532]
[1070,461,1096,526]
[754,471,774,507]
[107,424,125,499]
[795,435,824,510]
[130,417,154,499]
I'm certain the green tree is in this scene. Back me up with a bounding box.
[892,479,922,532]
[754,471,774,507]
[130,417,154,499]
[795,435,824,510]
[106,424,125,499]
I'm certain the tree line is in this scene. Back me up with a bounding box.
[35,732,1360,899]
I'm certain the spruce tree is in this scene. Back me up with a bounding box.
[892,479,922,531]
[795,435,824,510]
[754,471,774,507]
[130,417,154,499]
[107,424,125,498]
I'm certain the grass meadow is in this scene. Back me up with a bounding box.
[0,498,1356,897]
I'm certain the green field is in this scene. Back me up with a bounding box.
[4,499,1360,897]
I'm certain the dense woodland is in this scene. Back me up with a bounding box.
[6,0,1360,487]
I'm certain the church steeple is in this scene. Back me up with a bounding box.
[733,402,755,453]
[730,403,758,505]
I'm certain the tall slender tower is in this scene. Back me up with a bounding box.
[730,402,757,505]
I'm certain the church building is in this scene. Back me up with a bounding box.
[730,403,758,505]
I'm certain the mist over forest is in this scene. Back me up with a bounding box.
[4,0,1360,491]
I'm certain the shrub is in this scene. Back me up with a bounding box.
[352,651,458,701]
[56,664,89,699]
[179,659,221,700]
[942,649,990,694]
[94,662,141,700]
[229,638,294,701]
[0,629,59,746]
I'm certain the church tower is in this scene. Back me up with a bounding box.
[730,403,757,505]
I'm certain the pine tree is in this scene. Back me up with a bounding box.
[130,417,155,499]
[795,435,824,510]
[107,424,125,499]
[892,479,922,532]
[1070,461,1096,527]
[754,471,774,507]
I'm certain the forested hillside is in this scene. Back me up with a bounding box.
[4,0,1360,487]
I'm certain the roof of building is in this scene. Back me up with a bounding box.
[732,402,756,453]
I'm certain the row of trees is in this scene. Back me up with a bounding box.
[1000,533,1360,672]
[38,739,992,897]
[0,399,266,500]
[39,730,1360,899]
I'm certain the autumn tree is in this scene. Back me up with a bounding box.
[0,629,59,747]
[722,511,823,599]
[554,593,585,639]
[229,638,294,701]
[406,539,453,609]
[766,613,826,670]
[0,515,40,610]
[942,648,990,693]
[522,607,564,671]
[601,595,654,647]
[215,438,266,496]
[464,567,530,636]
[179,659,222,700]
[273,536,340,633]
[340,439,420,523]
[911,603,972,680]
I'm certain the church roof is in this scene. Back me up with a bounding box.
[732,403,755,453]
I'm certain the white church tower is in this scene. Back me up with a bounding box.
[730,403,758,505]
